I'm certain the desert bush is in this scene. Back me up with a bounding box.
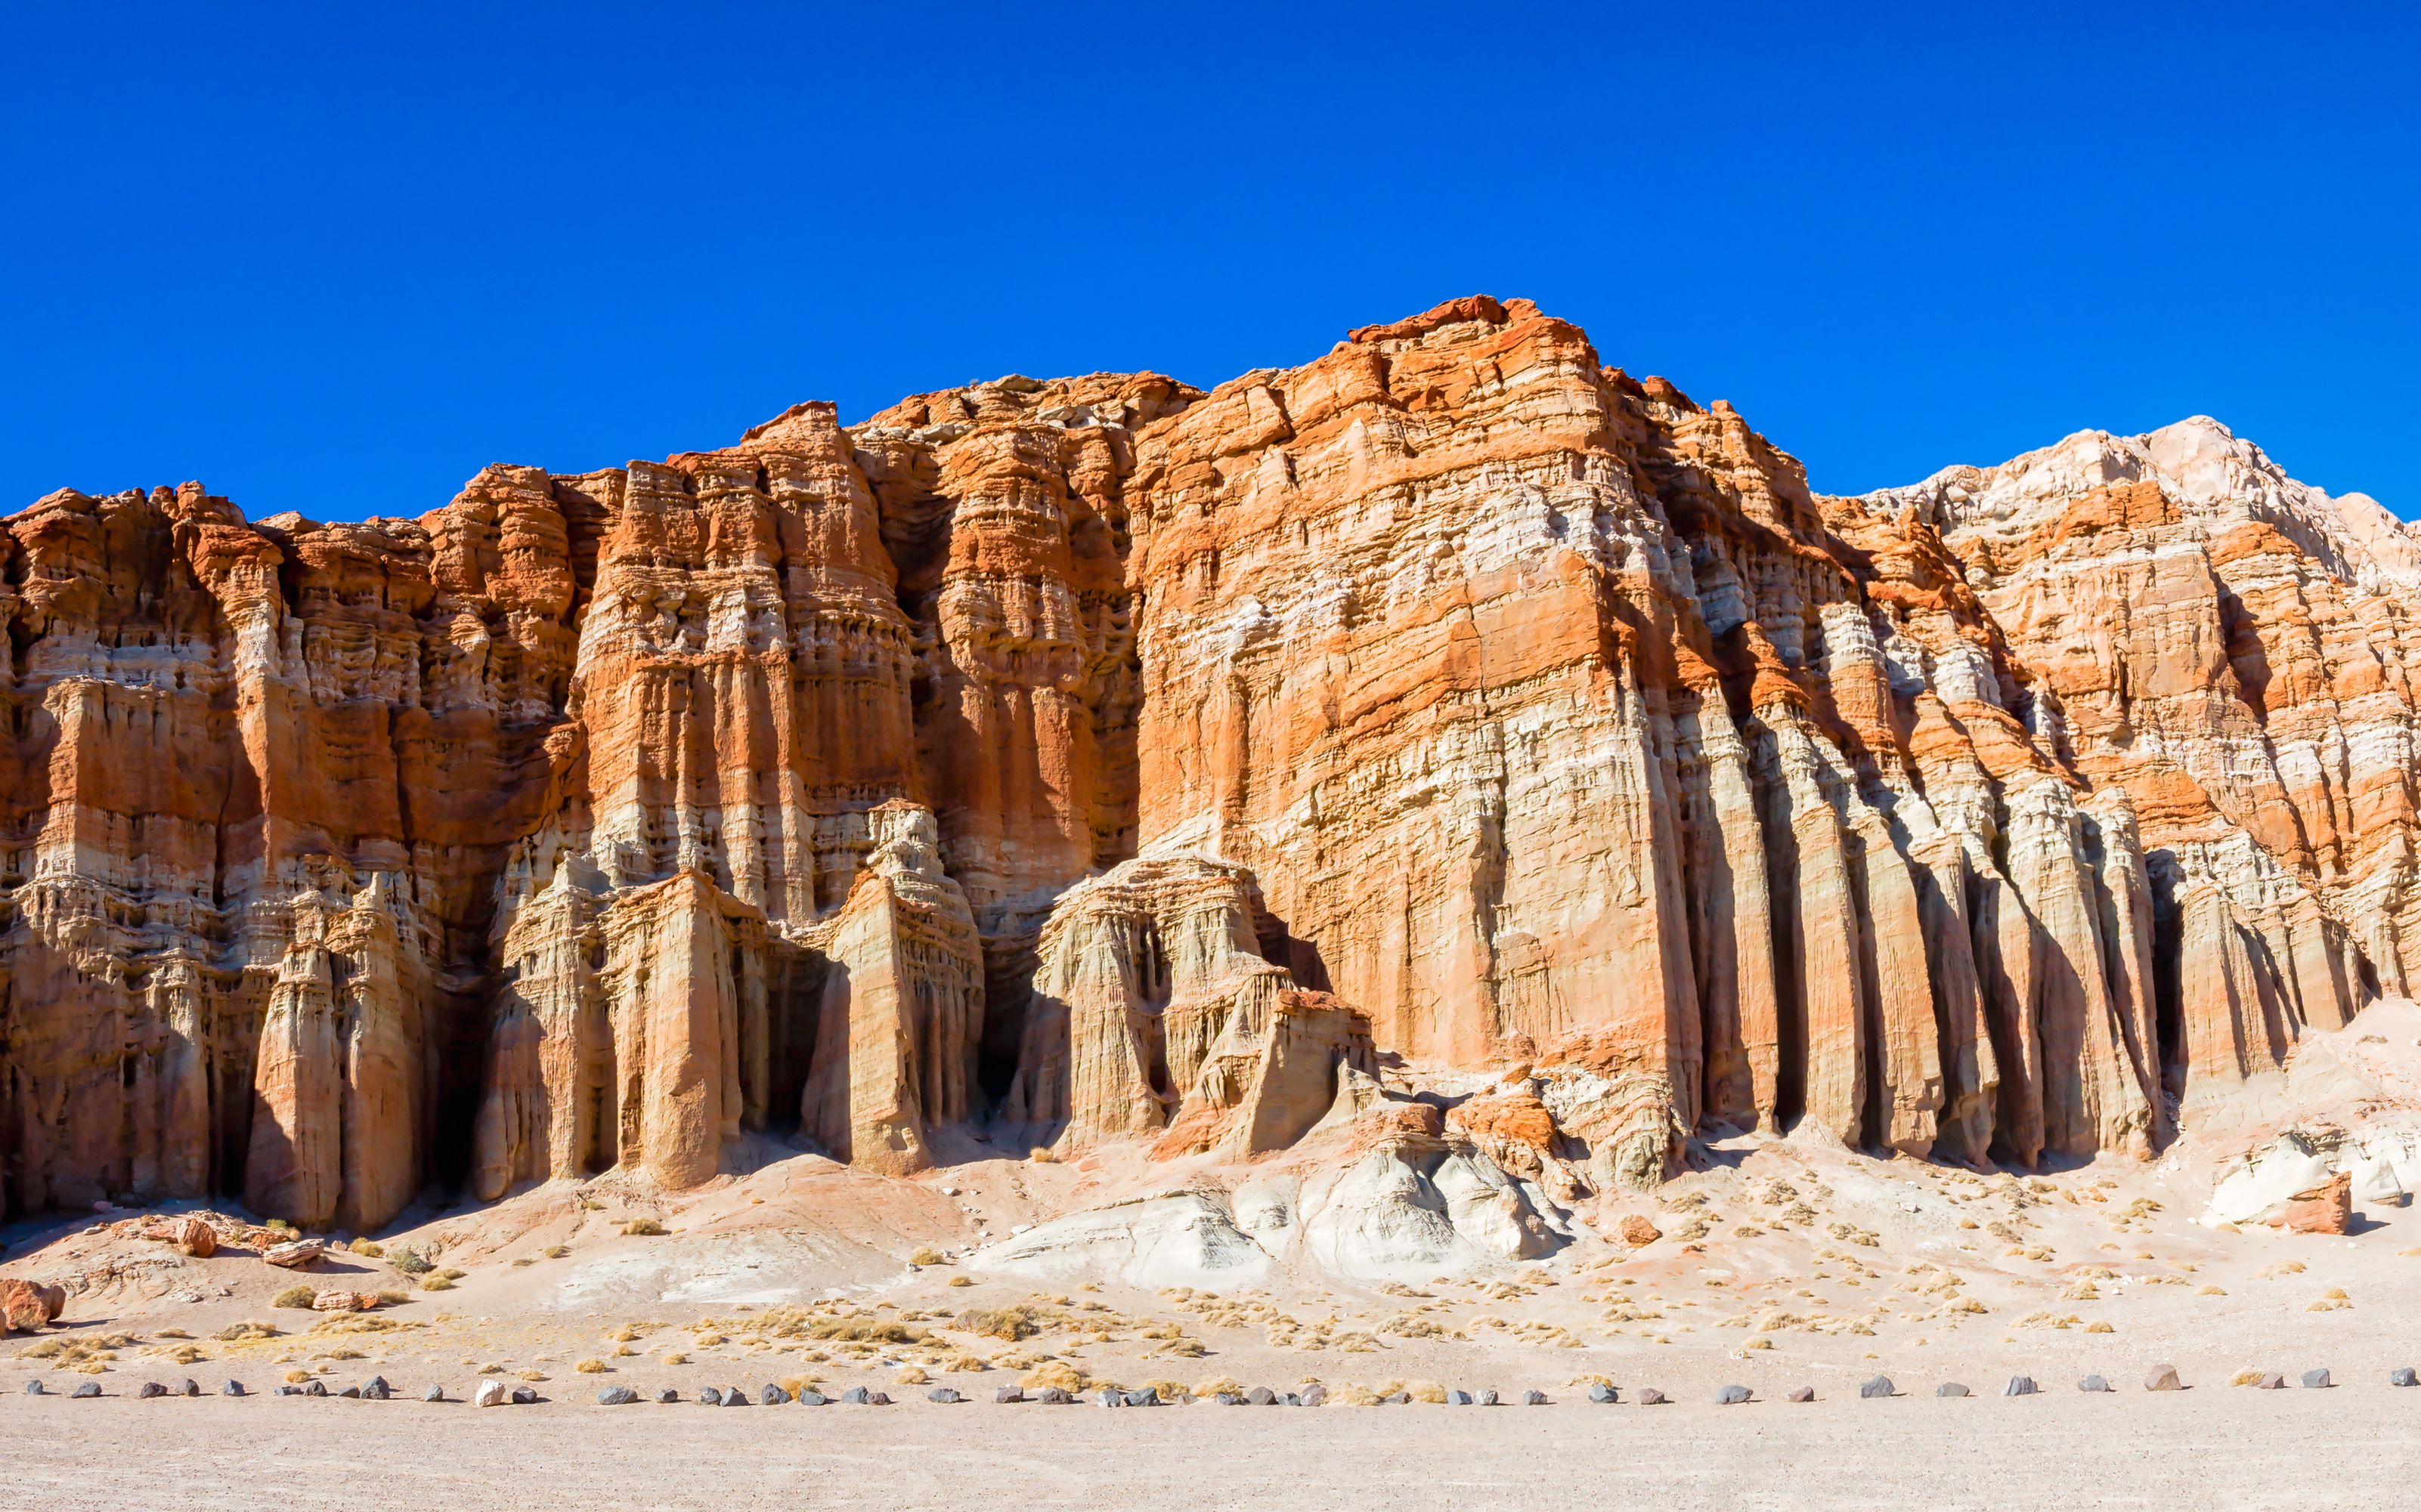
[212,1321,280,1342]
[956,1306,1039,1341]
[894,1365,928,1385]
[947,1275,974,1288]
[909,1246,945,1266]
[1026,1146,1057,1164]
[1019,1360,1086,1393]
[621,1217,666,1236]
[543,1245,570,1259]
[419,1275,454,1292]
[348,1238,384,1257]
[273,1286,317,1309]
[385,1248,432,1275]
[575,1359,607,1373]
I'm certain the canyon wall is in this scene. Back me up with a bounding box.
[1,296,2410,1226]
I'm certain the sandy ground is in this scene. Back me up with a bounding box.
[3,1387,2415,1510]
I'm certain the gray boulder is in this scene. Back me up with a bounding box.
[995,1387,1025,1404]
[720,1385,748,1406]
[699,1387,724,1405]
[797,1390,828,1406]
[1936,1383,1969,1398]
[73,1382,101,1399]
[840,1386,871,1405]
[179,1379,201,1398]
[302,1380,328,1397]
[1587,1383,1618,1403]
[1716,1384,1751,1405]
[2393,1367,2418,1387]
[1122,1388,1159,1407]
[510,1386,538,1405]
[760,1384,789,1405]
[1246,1386,1276,1405]
[1859,1376,1895,1399]
[1299,1385,1326,1407]
[2002,1377,2037,1397]
[596,1386,639,1405]
[2255,1374,2285,1390]
[2079,1376,2112,1393]
[420,1385,444,1402]
[138,1381,168,1399]
[1446,1390,1472,1406]
[2144,1364,2184,1391]
[1638,1388,1667,1405]
[1477,1389,1500,1406]
[2302,1369,2332,1390]
[1383,1391,1411,1405]
[336,1385,361,1399]
[1523,1390,1549,1405]
[928,1387,965,1404]
[1097,1387,1125,1408]
[1035,1387,1073,1405]
[362,1377,391,1401]
[22,1380,44,1396]
[1215,1392,1244,1405]
[868,1392,892,1405]
[226,1380,249,1397]
[655,1388,679,1404]
[1786,1387,1814,1403]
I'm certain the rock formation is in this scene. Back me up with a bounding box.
[1,296,2412,1228]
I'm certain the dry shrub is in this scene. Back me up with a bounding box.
[948,1275,974,1288]
[435,1268,466,1281]
[622,1217,667,1236]
[419,1275,455,1292]
[375,1288,410,1307]
[385,1248,432,1275]
[1153,1337,1208,1358]
[1193,1376,1243,1399]
[543,1245,570,1259]
[516,1368,546,1381]
[575,1359,608,1374]
[943,1353,989,1373]
[1143,1379,1193,1402]
[957,1306,1039,1341]
[212,1321,280,1342]
[909,1246,945,1266]
[1328,1381,1382,1405]
[2230,1369,2265,1386]
[1020,1360,1086,1393]
[894,1365,928,1385]
[273,1286,317,1309]
[283,1368,313,1384]
[157,1343,208,1365]
[661,1352,689,1366]
[1026,1147,1057,1164]
[348,1238,384,1257]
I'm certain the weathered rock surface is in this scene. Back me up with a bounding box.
[1,297,2411,1226]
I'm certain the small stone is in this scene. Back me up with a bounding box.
[1860,1376,1895,1399]
[2144,1365,2184,1392]
[868,1392,891,1405]
[698,1387,724,1405]
[720,1385,746,1406]
[1638,1388,1667,1405]
[1787,1387,1814,1403]
[840,1387,871,1405]
[2078,1376,2112,1393]
[2002,1376,2037,1397]
[1477,1389,1499,1406]
[225,1380,249,1397]
[2301,1368,2332,1390]
[1247,1386,1276,1405]
[73,1382,101,1399]
[1216,1392,1244,1405]
[1097,1388,1125,1408]
[1716,1384,1751,1405]
[759,1384,788,1405]
[510,1386,538,1405]
[336,1385,361,1399]
[274,1386,299,1397]
[995,1387,1026,1404]
[23,1380,44,1396]
[1383,1392,1410,1405]
[1618,1214,1661,1247]
[1523,1390,1549,1405]
[1123,1388,1159,1407]
[928,1387,965,1404]
[475,1380,509,1408]
[138,1381,168,1399]
[1446,1390,1473,1406]
[302,1380,327,1397]
[1936,1383,1969,1398]
[1299,1385,1327,1407]
[362,1377,391,1401]
[1587,1383,1618,1404]
[1035,1387,1073,1405]
[797,1390,828,1406]
[179,1379,200,1398]
[655,1388,680,1403]
[421,1385,444,1402]
[2392,1368,2417,1387]
[596,1386,639,1405]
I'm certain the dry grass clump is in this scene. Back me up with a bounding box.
[957,1305,1042,1341]
[1382,1378,1448,1403]
[374,1288,411,1306]
[516,1368,546,1382]
[661,1352,689,1366]
[212,1321,280,1342]
[1194,1375,1244,1398]
[1142,1379,1193,1402]
[1019,1360,1087,1393]
[943,1353,989,1373]
[948,1275,974,1288]
[802,1316,929,1345]
[543,1245,570,1259]
[909,1246,946,1266]
[574,1359,608,1374]
[894,1365,928,1385]
[1026,1146,1058,1163]
[283,1368,314,1384]
[1328,1381,1383,1405]
[621,1217,667,1236]
[273,1285,317,1309]
[156,1343,209,1365]
[1153,1337,1209,1358]
[348,1238,384,1257]
[385,1247,432,1275]
[776,1374,823,1396]
[419,1275,455,1292]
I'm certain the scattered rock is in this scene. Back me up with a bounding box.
[1618,1214,1662,1247]
[421,1385,444,1402]
[995,1387,1026,1404]
[1588,1383,1618,1404]
[1299,1385,1327,1407]
[138,1381,168,1399]
[655,1388,680,1404]
[2392,1368,2417,1388]
[2144,1365,2184,1392]
[797,1390,828,1406]
[1717,1384,1751,1405]
[928,1387,965,1404]
[2278,1172,2351,1235]
[510,1386,538,1405]
[1247,1386,1277,1405]
[719,1386,746,1407]
[2256,1374,2285,1390]
[1096,1388,1125,1408]
[362,1376,391,1401]
[23,1380,45,1396]
[2079,1376,2112,1393]
[1035,1387,1073,1405]
[760,1384,789,1405]
[1478,1389,1500,1406]
[2002,1377,2037,1396]
[1638,1389,1667,1405]
[224,1380,248,1397]
[302,1380,327,1397]
[336,1385,361,1399]
[1936,1384,1969,1399]
[73,1382,101,1399]
[2302,1369,2333,1390]
[171,1217,217,1257]
[475,1381,509,1408]
[868,1392,892,1405]
[1123,1388,1159,1407]
[178,1379,200,1398]
[1447,1390,1473,1406]
[313,1290,374,1313]
[1216,1393,1245,1405]
[597,1387,639,1405]
[699,1387,724,1405]
[263,1240,324,1270]
[840,1387,871,1405]
[1860,1376,1896,1399]
[1523,1390,1550,1405]
[1787,1387,1815,1403]
[0,1277,65,1332]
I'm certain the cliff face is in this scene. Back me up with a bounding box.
[0,297,2407,1226]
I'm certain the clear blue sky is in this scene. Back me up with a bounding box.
[6,4,2415,522]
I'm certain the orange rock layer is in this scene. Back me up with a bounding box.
[0,298,2405,1224]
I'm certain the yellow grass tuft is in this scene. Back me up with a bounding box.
[212,1321,281,1342]
[948,1275,974,1288]
[894,1365,928,1385]
[909,1246,946,1266]
[348,1238,384,1257]
[622,1217,667,1236]
[272,1286,316,1309]
[1020,1360,1086,1393]
[575,1359,608,1373]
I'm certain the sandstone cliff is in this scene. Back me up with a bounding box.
[0,297,2406,1228]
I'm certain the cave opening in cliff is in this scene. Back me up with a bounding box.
[759,948,825,1139]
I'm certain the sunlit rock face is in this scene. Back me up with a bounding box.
[0,298,2405,1225]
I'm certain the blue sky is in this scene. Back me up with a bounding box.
[6,4,2415,522]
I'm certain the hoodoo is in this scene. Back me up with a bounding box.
[1,296,2410,1225]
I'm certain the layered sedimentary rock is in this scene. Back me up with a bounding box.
[1,297,2410,1227]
